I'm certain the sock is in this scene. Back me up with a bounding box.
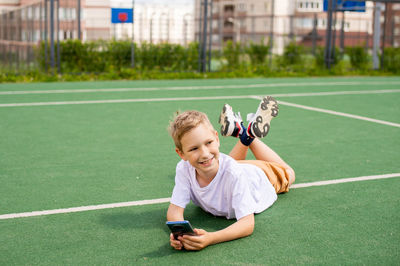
[246,122,256,138]
[232,122,242,138]
[239,124,254,146]
[239,123,244,136]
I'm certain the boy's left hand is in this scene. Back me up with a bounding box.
[178,228,212,251]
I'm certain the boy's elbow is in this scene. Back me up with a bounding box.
[286,167,296,186]
[244,215,255,236]
[247,224,254,236]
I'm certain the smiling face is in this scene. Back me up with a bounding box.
[176,122,220,179]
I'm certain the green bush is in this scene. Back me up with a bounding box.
[314,46,342,68]
[345,46,370,70]
[246,40,269,66]
[37,40,200,73]
[4,39,399,83]
[281,41,304,66]
[38,39,108,72]
[222,41,241,70]
[382,47,400,74]
[156,43,185,71]
[182,42,199,71]
[107,40,133,70]
[137,42,158,70]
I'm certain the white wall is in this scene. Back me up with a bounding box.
[110,0,194,45]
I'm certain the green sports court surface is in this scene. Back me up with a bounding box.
[0,77,399,265]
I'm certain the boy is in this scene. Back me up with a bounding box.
[167,96,295,251]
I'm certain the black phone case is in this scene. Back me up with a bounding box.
[166,221,195,239]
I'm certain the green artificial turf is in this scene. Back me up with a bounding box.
[0,178,398,265]
[0,77,399,265]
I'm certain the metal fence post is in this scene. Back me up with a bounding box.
[45,0,48,71]
[131,0,135,68]
[50,0,55,70]
[324,0,334,69]
[207,0,212,72]
[78,0,81,40]
[380,2,388,70]
[372,2,382,70]
[56,0,61,73]
[312,13,317,55]
[197,0,203,72]
[201,0,208,73]
[268,0,275,68]
[340,11,345,53]
[332,7,338,61]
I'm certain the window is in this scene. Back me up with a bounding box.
[224,5,234,12]
[224,20,234,28]
[300,18,313,28]
[264,2,270,13]
[297,1,321,11]
[239,19,246,29]
[73,8,77,20]
[264,19,270,30]
[223,36,233,42]
[34,30,40,41]
[59,8,64,20]
[35,7,40,20]
[213,6,219,14]
[212,34,219,42]
[27,7,33,20]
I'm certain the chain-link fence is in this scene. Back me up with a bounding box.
[1,0,399,73]
[196,0,400,70]
[0,0,79,72]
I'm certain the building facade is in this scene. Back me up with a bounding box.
[196,0,398,54]
[0,0,195,44]
[111,1,194,45]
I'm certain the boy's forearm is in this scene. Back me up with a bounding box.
[209,214,254,245]
[167,203,185,221]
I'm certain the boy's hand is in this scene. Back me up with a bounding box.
[178,228,212,251]
[170,233,183,250]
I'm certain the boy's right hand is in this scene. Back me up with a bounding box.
[170,233,183,250]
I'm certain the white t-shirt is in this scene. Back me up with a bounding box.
[170,153,277,220]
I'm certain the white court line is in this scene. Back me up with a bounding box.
[1,173,399,220]
[1,81,400,95]
[0,95,252,107]
[290,173,400,188]
[1,89,400,108]
[269,89,400,98]
[278,100,400,128]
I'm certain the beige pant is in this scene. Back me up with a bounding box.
[237,160,290,194]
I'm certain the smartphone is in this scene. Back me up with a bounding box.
[166,220,196,240]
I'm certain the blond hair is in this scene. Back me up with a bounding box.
[168,110,215,151]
